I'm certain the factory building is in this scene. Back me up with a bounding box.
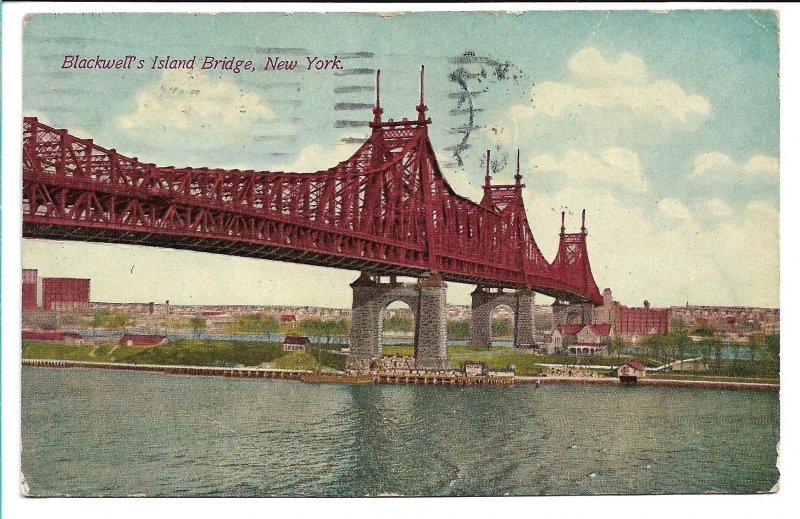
[42,277,90,311]
[22,269,38,309]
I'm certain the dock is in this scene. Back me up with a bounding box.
[23,359,515,386]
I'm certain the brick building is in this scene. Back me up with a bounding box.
[42,277,90,311]
[616,302,669,338]
[595,288,669,342]
[22,269,38,309]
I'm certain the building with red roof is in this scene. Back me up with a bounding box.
[618,360,647,382]
[283,335,311,352]
[550,323,611,356]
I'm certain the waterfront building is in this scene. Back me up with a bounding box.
[463,361,488,377]
[283,335,312,352]
[618,360,647,382]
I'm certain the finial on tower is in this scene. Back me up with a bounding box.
[416,65,428,122]
[581,209,586,234]
[484,149,492,190]
[372,69,383,126]
[561,210,566,235]
[515,149,523,186]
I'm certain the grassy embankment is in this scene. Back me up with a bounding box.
[22,340,346,371]
[446,352,660,377]
[23,341,778,383]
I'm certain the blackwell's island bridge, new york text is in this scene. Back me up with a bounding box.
[22,67,603,370]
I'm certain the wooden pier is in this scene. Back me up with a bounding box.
[23,359,515,386]
[23,359,306,381]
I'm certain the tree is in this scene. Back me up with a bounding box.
[765,333,779,374]
[710,336,724,369]
[190,316,207,338]
[668,321,690,360]
[491,318,513,337]
[747,333,766,362]
[447,319,470,340]
[90,310,134,331]
[645,334,669,363]
[231,314,279,334]
[607,338,625,358]
[731,340,741,367]
[696,337,715,363]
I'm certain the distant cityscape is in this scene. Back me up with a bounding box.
[22,268,779,348]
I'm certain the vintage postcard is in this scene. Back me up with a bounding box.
[13,8,780,501]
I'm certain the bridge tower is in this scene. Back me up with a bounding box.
[551,210,597,326]
[470,150,537,348]
[470,286,535,349]
[347,68,447,371]
[348,271,448,371]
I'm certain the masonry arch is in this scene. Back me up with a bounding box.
[566,311,584,325]
[488,302,516,346]
[348,272,448,371]
[380,299,418,351]
[470,287,535,349]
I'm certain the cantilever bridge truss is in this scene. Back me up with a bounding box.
[21,72,603,304]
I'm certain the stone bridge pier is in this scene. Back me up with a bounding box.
[470,287,535,348]
[347,271,448,371]
[552,300,595,326]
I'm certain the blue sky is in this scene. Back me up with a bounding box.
[21,10,780,308]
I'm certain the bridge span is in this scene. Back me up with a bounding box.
[22,68,603,370]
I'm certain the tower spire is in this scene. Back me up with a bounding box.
[581,209,586,234]
[484,149,492,190]
[416,65,428,122]
[514,149,522,186]
[372,69,383,126]
[561,210,566,235]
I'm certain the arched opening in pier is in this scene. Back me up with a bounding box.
[380,300,416,357]
[489,303,515,347]
[566,310,584,325]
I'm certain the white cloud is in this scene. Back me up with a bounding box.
[692,152,779,177]
[658,198,693,221]
[270,133,365,172]
[117,70,274,142]
[522,188,778,308]
[532,147,647,192]
[702,198,733,218]
[509,47,710,129]
[568,47,649,86]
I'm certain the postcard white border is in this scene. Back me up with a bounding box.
[3,3,798,518]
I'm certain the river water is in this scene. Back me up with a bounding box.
[21,366,779,497]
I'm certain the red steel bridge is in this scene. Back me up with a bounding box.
[22,70,603,304]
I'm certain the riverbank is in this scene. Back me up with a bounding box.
[24,359,779,391]
[515,375,778,392]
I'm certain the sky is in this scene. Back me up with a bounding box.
[20,10,780,309]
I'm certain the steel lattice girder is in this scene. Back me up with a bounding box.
[22,114,603,304]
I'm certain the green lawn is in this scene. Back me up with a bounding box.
[272,351,320,370]
[23,339,344,371]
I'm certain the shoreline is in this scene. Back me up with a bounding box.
[22,359,779,392]
[514,375,779,392]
